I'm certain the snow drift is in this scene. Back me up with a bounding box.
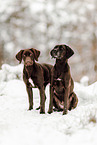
[0,64,97,145]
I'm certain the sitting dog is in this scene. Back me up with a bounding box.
[16,48,52,114]
[48,44,78,115]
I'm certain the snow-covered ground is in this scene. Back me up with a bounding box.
[0,64,97,145]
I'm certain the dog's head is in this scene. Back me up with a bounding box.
[16,48,40,66]
[50,44,74,60]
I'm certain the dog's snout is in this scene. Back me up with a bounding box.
[25,57,33,66]
[25,57,31,62]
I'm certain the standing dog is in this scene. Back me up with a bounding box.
[16,48,52,114]
[48,45,78,115]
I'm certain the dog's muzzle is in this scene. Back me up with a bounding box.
[25,57,33,66]
[25,61,33,66]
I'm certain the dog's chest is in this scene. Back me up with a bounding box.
[54,69,64,79]
[57,78,62,81]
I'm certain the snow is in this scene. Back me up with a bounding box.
[80,76,89,86]
[0,64,23,81]
[0,64,97,145]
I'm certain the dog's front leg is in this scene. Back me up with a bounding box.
[23,74,33,110]
[48,70,54,114]
[63,88,69,115]
[26,86,33,110]
[63,86,70,115]
[48,85,54,114]
[39,86,45,114]
[63,74,71,115]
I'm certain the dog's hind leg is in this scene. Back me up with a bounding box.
[69,92,78,110]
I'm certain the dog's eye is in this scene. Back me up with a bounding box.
[53,49,57,52]
[59,46,63,50]
[30,54,32,56]
[54,48,57,51]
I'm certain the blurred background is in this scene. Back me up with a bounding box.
[0,0,97,84]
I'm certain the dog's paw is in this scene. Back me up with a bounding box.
[63,110,68,115]
[53,108,63,112]
[40,108,45,114]
[40,111,45,114]
[48,109,53,114]
[36,106,40,110]
[40,112,45,114]
[28,106,33,110]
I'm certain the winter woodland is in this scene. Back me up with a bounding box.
[0,0,97,83]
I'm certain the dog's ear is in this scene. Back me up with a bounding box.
[15,50,24,63]
[65,45,74,59]
[30,48,40,61]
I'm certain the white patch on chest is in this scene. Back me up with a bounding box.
[29,78,35,87]
[57,78,62,81]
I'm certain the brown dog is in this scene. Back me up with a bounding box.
[16,48,52,114]
[48,45,78,115]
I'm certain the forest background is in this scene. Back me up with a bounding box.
[0,0,97,84]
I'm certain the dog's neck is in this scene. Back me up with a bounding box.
[24,63,36,78]
[54,58,69,78]
[55,58,68,69]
